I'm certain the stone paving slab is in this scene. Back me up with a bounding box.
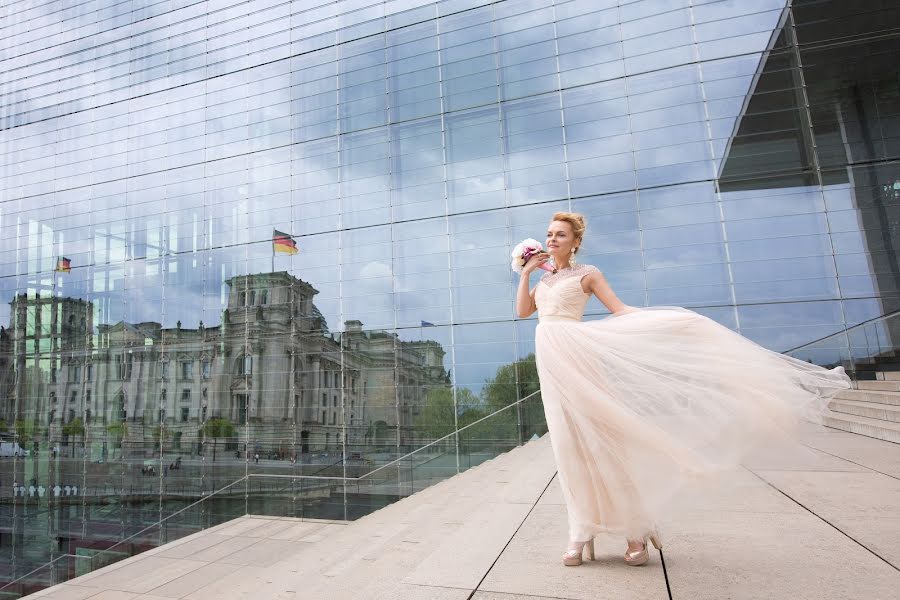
[741,437,873,472]
[802,433,900,477]
[477,502,668,600]
[67,557,207,595]
[27,585,100,599]
[753,469,900,570]
[136,562,235,599]
[662,509,898,600]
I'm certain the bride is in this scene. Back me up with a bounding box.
[515,211,852,567]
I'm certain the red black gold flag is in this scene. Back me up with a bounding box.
[55,257,71,272]
[273,229,298,255]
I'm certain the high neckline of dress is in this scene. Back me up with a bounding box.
[550,263,588,273]
[539,263,595,287]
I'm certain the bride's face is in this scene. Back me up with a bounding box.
[546,220,578,260]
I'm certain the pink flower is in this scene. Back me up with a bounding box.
[511,239,556,273]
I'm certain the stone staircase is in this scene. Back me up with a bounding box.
[825,356,900,443]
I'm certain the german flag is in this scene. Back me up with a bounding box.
[55,257,72,272]
[273,229,298,255]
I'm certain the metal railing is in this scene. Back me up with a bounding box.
[0,389,545,597]
[784,310,900,373]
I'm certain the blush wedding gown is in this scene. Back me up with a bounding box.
[532,264,852,542]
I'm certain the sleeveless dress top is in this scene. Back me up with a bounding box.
[534,264,602,322]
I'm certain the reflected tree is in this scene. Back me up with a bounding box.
[413,354,543,454]
[482,353,540,411]
[415,386,479,442]
[62,417,85,457]
[14,418,36,447]
[201,417,235,462]
[105,422,128,459]
[480,354,542,443]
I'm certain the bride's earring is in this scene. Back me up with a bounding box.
[570,247,577,266]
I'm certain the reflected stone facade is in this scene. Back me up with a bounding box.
[1,272,449,461]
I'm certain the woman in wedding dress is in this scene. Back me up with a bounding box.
[515,211,852,567]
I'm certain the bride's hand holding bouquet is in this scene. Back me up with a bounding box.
[511,238,557,275]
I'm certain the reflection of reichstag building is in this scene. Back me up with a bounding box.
[0,272,449,458]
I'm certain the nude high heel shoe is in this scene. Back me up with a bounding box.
[624,529,663,566]
[562,538,595,566]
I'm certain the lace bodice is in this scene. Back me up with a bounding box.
[534,264,600,321]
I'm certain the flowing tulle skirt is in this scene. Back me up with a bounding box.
[534,306,852,542]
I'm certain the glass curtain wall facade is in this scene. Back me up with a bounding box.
[1,0,898,592]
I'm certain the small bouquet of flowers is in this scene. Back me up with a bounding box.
[511,238,557,274]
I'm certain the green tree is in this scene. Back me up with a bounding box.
[482,354,540,411]
[63,417,85,456]
[415,386,454,440]
[414,386,483,441]
[106,422,128,458]
[14,419,36,446]
[479,354,545,445]
[200,417,235,462]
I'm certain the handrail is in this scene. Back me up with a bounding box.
[782,309,900,354]
[247,388,543,482]
[361,388,541,479]
[0,389,543,592]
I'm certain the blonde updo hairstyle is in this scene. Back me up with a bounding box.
[550,211,587,254]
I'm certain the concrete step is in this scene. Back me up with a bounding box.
[829,399,900,423]
[856,371,900,381]
[855,372,900,381]
[853,356,900,365]
[854,363,900,374]
[834,388,900,406]
[823,411,900,443]
[854,379,900,392]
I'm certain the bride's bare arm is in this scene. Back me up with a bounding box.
[516,251,550,318]
[516,275,537,318]
[582,270,636,315]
